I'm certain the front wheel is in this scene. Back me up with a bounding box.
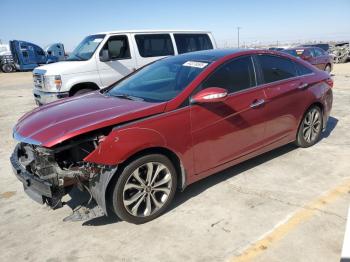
[295,106,323,148]
[73,88,94,96]
[1,64,14,73]
[112,154,177,224]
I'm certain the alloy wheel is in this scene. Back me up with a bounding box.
[302,108,321,143]
[122,162,172,217]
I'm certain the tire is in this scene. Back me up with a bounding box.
[295,106,323,148]
[324,64,331,74]
[340,56,348,63]
[1,64,14,73]
[73,88,94,96]
[112,154,177,224]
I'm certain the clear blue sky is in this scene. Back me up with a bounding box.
[1,0,349,51]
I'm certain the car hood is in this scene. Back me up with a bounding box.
[14,92,166,147]
[34,60,92,75]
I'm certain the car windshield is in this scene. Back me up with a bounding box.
[106,56,210,102]
[67,34,105,61]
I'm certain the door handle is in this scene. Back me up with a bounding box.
[250,99,265,109]
[298,83,309,90]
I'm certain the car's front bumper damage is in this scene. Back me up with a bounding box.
[10,138,117,217]
[11,145,56,204]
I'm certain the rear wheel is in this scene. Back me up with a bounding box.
[112,154,177,224]
[295,106,323,148]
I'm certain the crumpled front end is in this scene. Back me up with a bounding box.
[10,132,117,215]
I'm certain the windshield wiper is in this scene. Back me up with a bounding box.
[111,93,144,101]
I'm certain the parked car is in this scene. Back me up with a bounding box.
[268,47,284,51]
[282,46,333,73]
[32,30,216,105]
[300,43,330,52]
[11,49,333,224]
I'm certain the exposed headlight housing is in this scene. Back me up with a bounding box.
[43,75,62,92]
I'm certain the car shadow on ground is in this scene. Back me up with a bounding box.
[321,116,338,139]
[67,116,338,226]
[170,143,297,212]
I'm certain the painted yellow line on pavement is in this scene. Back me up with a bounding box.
[230,179,350,262]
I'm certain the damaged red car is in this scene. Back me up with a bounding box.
[11,49,333,224]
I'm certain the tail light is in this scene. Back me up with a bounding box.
[325,78,333,88]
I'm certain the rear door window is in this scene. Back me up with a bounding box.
[295,63,313,76]
[257,55,298,83]
[174,34,213,54]
[314,48,325,57]
[135,34,174,57]
[201,56,256,93]
[308,48,316,57]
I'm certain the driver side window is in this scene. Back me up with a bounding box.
[102,35,131,60]
[200,56,256,94]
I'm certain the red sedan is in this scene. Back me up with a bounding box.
[283,46,333,73]
[11,49,333,224]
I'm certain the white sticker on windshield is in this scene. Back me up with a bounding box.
[93,38,103,43]
[183,61,208,68]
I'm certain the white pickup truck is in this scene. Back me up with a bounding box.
[32,30,216,105]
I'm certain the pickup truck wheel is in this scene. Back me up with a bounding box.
[1,64,14,73]
[295,106,323,148]
[112,154,177,224]
[73,88,94,96]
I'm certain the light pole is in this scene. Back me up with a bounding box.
[237,27,241,48]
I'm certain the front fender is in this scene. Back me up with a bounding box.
[84,126,167,165]
[63,73,101,92]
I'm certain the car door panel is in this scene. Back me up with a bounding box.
[314,48,328,70]
[191,87,267,174]
[189,55,269,174]
[97,34,136,87]
[254,54,313,144]
[263,79,307,142]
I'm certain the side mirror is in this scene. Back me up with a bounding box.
[100,49,110,62]
[191,87,228,104]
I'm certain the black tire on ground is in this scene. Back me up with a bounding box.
[340,56,348,63]
[112,154,177,224]
[1,64,14,73]
[73,88,94,96]
[295,106,323,148]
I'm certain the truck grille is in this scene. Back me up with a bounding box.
[33,73,44,89]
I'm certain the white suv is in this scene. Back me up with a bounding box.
[33,30,216,105]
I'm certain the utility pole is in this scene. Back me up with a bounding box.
[237,27,241,48]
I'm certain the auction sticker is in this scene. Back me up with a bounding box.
[296,49,304,55]
[183,61,208,68]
